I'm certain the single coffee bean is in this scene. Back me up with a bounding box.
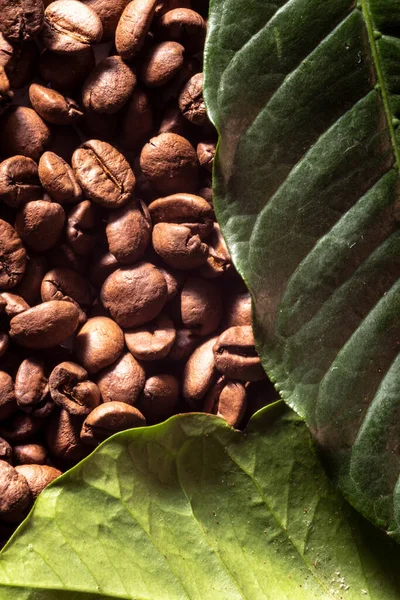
[66,200,98,256]
[182,336,218,406]
[46,408,88,462]
[224,290,251,328]
[152,222,208,269]
[197,140,215,172]
[41,267,91,318]
[0,292,29,318]
[29,84,83,126]
[0,437,12,463]
[0,156,42,208]
[178,73,207,125]
[101,262,168,328]
[82,0,130,41]
[49,361,100,416]
[115,0,158,60]
[96,351,145,404]
[14,254,48,305]
[0,219,27,289]
[41,0,103,54]
[198,223,231,278]
[213,326,265,381]
[0,34,38,89]
[148,193,213,237]
[15,464,61,498]
[119,88,153,151]
[203,378,247,428]
[13,443,47,465]
[38,152,82,204]
[39,47,95,92]
[167,327,199,362]
[140,41,184,88]
[106,200,152,264]
[81,401,146,445]
[0,412,43,442]
[0,0,44,41]
[72,139,135,209]
[15,200,65,251]
[125,314,176,360]
[10,300,80,348]
[0,106,51,161]
[138,374,179,423]
[0,460,31,522]
[82,56,136,114]
[180,276,222,335]
[0,371,17,421]
[140,133,198,194]
[74,316,125,374]
[156,9,206,54]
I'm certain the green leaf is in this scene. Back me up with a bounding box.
[1,406,400,599]
[204,0,400,537]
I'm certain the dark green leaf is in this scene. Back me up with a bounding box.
[204,0,400,537]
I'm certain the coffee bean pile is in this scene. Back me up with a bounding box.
[0,0,278,539]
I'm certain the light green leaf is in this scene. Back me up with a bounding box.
[0,406,400,599]
[204,0,400,537]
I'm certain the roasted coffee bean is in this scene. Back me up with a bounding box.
[10,300,80,348]
[13,443,47,465]
[0,220,27,289]
[0,371,17,421]
[138,374,179,423]
[213,326,265,381]
[72,139,135,209]
[41,0,103,53]
[0,292,29,318]
[66,200,98,256]
[39,47,95,92]
[46,408,88,461]
[81,401,146,445]
[15,464,61,498]
[0,106,51,161]
[0,412,43,442]
[29,84,83,126]
[89,251,118,288]
[140,41,184,88]
[0,437,12,463]
[0,34,38,89]
[182,336,218,406]
[224,290,252,328]
[82,56,136,114]
[41,267,91,318]
[119,88,153,151]
[0,0,44,41]
[203,378,247,428]
[106,200,151,264]
[156,9,206,54]
[140,133,198,194]
[101,262,168,328]
[15,200,65,251]
[148,193,213,236]
[0,156,42,208]
[49,361,100,415]
[82,0,129,41]
[96,351,145,404]
[178,73,207,125]
[125,314,176,360]
[197,141,215,172]
[198,224,231,278]
[180,276,222,335]
[116,0,158,60]
[74,316,125,373]
[38,152,82,204]
[14,254,48,305]
[0,460,31,522]
[152,222,208,269]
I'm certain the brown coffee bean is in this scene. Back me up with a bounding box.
[213,326,265,381]
[0,156,42,208]
[39,47,95,92]
[203,378,247,428]
[106,200,151,265]
[0,371,17,421]
[101,262,168,328]
[74,316,125,374]
[15,464,61,498]
[0,0,44,41]
[0,460,31,522]
[180,276,222,335]
[140,133,198,194]
[0,220,27,290]
[96,351,145,404]
[46,408,88,461]
[66,200,98,256]
[15,357,49,413]
[198,223,231,278]
[41,0,103,53]
[178,72,207,125]
[167,327,198,362]
[125,314,176,360]
[0,34,38,89]
[0,106,51,161]
[81,401,146,445]
[72,139,135,209]
[138,374,179,423]
[10,300,80,348]
[224,290,251,328]
[116,0,158,60]
[148,193,213,236]
[13,443,47,465]
[29,84,83,126]
[14,255,48,305]
[82,0,129,41]
[119,88,153,151]
[89,251,118,288]
[15,200,65,251]
[0,292,29,318]
[140,41,184,87]
[41,267,91,318]
[38,152,82,205]
[156,9,206,54]
[0,412,43,442]
[152,222,208,270]
[49,361,100,415]
[0,437,12,463]
[182,336,218,406]
[82,56,136,115]
[197,141,215,172]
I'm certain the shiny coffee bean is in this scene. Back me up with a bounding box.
[15,200,65,251]
[156,8,206,54]
[0,0,44,41]
[81,401,146,445]
[41,267,91,319]
[148,193,213,236]
[140,41,185,87]
[66,200,98,256]
[203,378,247,428]
[39,47,95,92]
[224,290,252,328]
[82,0,130,41]
[38,152,82,204]
[0,156,42,208]
[0,106,51,161]
[180,276,222,335]
[15,357,49,413]
[178,73,207,125]
[13,443,48,465]
[29,84,84,126]
[152,222,208,270]
[49,361,100,415]
[182,336,218,406]
[82,56,136,114]
[213,326,265,381]
[119,88,153,151]
[15,464,61,498]
[116,0,158,60]
[74,316,125,373]
[106,200,151,264]
[0,220,27,289]
[0,292,29,318]
[125,313,176,360]
[41,0,103,53]
[96,351,145,404]
[0,460,31,522]
[138,374,179,423]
